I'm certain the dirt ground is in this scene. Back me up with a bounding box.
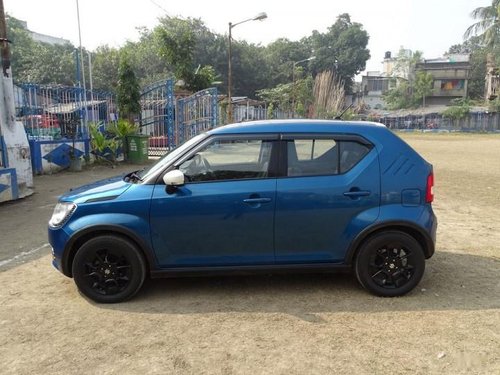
[1,133,499,374]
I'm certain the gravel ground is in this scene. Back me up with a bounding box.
[1,133,499,374]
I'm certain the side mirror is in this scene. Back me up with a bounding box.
[163,169,185,187]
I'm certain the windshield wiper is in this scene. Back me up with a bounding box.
[124,170,143,183]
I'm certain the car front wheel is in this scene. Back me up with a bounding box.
[355,231,425,297]
[72,235,146,303]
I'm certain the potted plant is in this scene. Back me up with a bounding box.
[89,123,115,166]
[108,119,139,161]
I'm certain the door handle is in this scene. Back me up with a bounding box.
[343,190,371,198]
[243,198,272,204]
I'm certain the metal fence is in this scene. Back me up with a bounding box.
[139,80,218,156]
[376,112,500,132]
[230,104,293,123]
[14,84,115,140]
[139,80,175,156]
[177,88,218,145]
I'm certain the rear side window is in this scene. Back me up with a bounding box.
[286,138,371,177]
[287,139,338,176]
[339,141,371,173]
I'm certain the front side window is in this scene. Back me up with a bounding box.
[179,138,273,182]
[140,133,207,182]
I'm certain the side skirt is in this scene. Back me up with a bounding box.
[150,263,352,279]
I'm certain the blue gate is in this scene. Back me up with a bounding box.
[177,88,218,145]
[14,83,114,174]
[139,82,218,156]
[139,79,175,156]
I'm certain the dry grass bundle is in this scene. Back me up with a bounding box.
[312,71,345,118]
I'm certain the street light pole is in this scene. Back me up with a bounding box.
[76,0,86,92]
[292,56,315,118]
[228,22,233,123]
[227,12,267,124]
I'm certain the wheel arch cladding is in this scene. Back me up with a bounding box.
[62,227,154,278]
[346,223,434,264]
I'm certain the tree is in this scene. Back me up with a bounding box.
[116,56,141,122]
[263,38,311,88]
[6,15,36,80]
[442,98,471,128]
[447,37,487,100]
[28,43,75,85]
[230,41,268,97]
[383,79,414,110]
[127,26,171,87]
[7,12,372,104]
[257,71,314,116]
[464,0,500,48]
[414,71,434,107]
[7,15,75,85]
[306,13,370,92]
[91,45,121,92]
[257,83,294,113]
[156,17,216,92]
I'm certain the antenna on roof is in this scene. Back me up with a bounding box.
[335,103,354,120]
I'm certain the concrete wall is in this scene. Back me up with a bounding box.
[29,139,90,175]
[0,70,34,201]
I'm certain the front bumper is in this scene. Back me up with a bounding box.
[51,247,63,273]
[48,226,72,276]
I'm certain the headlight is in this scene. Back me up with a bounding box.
[49,202,76,228]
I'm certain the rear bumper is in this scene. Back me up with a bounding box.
[426,207,438,259]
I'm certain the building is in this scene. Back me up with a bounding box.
[360,71,391,109]
[416,54,471,106]
[360,51,412,109]
[17,19,71,46]
[485,54,499,101]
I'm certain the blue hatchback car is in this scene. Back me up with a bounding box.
[49,120,437,303]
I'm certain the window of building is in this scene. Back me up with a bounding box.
[440,79,465,90]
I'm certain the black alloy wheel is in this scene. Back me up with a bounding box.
[72,235,146,303]
[355,231,425,297]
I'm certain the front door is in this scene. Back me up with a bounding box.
[150,136,278,267]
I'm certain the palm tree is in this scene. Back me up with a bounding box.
[464,0,500,48]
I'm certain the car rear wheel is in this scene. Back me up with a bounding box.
[72,235,146,303]
[355,231,425,297]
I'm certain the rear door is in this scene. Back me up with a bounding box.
[274,134,380,263]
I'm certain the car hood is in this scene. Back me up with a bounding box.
[60,175,132,204]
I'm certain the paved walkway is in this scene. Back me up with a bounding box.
[0,161,152,271]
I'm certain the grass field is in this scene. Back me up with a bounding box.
[1,133,499,374]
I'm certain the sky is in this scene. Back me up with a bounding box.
[5,0,491,73]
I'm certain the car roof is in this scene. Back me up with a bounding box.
[209,119,386,135]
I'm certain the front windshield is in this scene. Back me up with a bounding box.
[138,133,208,182]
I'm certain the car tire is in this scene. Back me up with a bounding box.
[72,235,146,303]
[355,231,425,297]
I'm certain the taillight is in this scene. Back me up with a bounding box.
[426,172,434,203]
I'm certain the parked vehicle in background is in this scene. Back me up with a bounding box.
[24,114,60,128]
[23,114,61,139]
[48,120,437,303]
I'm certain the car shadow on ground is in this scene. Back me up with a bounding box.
[97,250,499,317]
